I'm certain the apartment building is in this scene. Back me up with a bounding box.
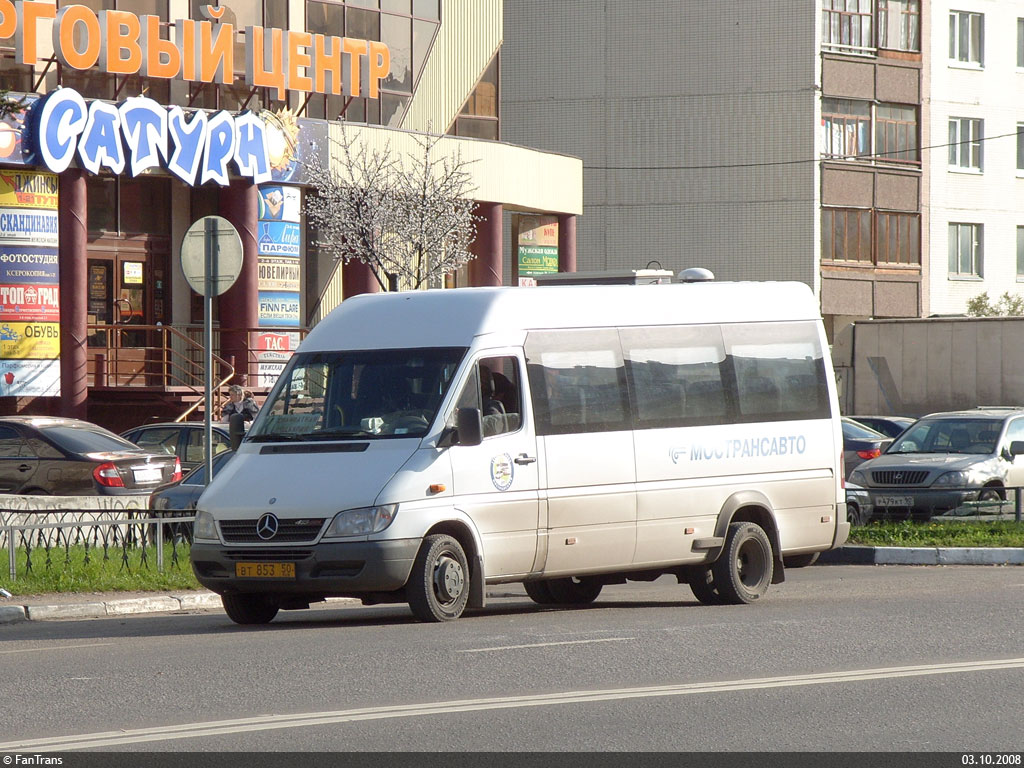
[502,0,926,339]
[927,1,1024,316]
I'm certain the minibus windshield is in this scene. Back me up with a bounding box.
[249,348,467,442]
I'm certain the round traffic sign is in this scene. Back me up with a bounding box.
[180,215,244,296]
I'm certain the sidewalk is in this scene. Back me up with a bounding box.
[2,546,1023,624]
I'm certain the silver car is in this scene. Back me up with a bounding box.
[848,408,1024,520]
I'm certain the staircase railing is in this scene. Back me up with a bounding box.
[87,324,235,420]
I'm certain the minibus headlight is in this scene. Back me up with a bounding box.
[193,510,219,541]
[325,504,398,537]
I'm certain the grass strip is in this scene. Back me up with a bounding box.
[849,520,1024,547]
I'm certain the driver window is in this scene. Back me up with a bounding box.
[1004,419,1024,455]
[452,357,522,438]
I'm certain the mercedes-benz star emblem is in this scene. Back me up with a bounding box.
[256,513,279,540]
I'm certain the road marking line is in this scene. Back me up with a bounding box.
[0,642,116,655]
[458,637,635,653]
[4,657,1024,751]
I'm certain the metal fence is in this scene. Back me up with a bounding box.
[859,485,1024,524]
[3,510,194,582]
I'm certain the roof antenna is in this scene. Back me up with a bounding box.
[677,267,715,283]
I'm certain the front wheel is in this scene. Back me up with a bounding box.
[407,534,470,622]
[222,593,279,625]
[712,522,774,604]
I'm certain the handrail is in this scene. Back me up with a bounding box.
[86,323,235,421]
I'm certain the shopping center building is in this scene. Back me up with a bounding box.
[0,0,582,430]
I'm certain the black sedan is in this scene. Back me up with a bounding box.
[841,417,892,481]
[0,416,181,495]
[121,421,233,473]
[847,415,915,439]
[149,451,235,512]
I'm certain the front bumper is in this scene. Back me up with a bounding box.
[190,538,421,598]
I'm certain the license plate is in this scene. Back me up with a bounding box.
[235,562,296,579]
[875,495,913,507]
[133,467,162,483]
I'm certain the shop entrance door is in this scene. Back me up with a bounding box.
[87,253,154,385]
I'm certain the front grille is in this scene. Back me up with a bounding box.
[221,549,314,561]
[870,470,929,485]
[219,519,327,543]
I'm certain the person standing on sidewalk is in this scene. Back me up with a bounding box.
[220,384,259,422]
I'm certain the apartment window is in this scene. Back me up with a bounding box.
[1018,227,1024,277]
[879,0,921,52]
[949,11,983,65]
[1018,19,1024,67]
[948,223,983,278]
[822,208,872,263]
[822,99,871,158]
[1018,123,1024,172]
[875,105,919,163]
[822,0,873,52]
[949,118,983,171]
[876,212,920,265]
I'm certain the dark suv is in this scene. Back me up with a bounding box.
[848,408,1024,520]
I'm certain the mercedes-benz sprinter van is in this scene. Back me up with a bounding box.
[190,281,848,624]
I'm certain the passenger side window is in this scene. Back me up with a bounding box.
[526,330,630,436]
[1002,419,1024,454]
[723,322,831,423]
[621,325,728,428]
[0,426,26,457]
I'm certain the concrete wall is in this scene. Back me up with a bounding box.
[837,317,1024,416]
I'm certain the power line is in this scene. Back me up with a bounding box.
[583,129,1023,171]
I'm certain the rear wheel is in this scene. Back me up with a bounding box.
[687,567,725,605]
[407,534,470,622]
[222,593,279,625]
[712,522,774,604]
[524,580,559,605]
[978,487,1004,502]
[546,576,603,604]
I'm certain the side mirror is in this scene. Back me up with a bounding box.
[455,407,483,447]
[1010,441,1024,458]
[228,413,246,451]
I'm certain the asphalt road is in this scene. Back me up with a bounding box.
[2,565,1023,753]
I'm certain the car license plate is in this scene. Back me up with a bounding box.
[235,562,296,579]
[875,495,913,507]
[133,467,162,483]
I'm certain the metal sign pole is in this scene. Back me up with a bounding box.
[203,218,214,486]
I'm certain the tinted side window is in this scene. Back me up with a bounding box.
[0,426,25,457]
[526,330,630,436]
[621,325,729,428]
[722,322,831,424]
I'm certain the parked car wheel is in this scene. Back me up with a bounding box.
[523,580,559,605]
[686,566,725,605]
[546,576,603,605]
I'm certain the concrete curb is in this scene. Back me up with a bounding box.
[10,591,224,623]
[819,546,1024,566]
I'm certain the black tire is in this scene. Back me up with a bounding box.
[524,580,559,605]
[222,593,279,625]
[687,566,725,605]
[847,502,865,527]
[782,552,820,569]
[407,534,470,622]
[546,576,603,604]
[978,487,1004,502]
[712,522,774,605]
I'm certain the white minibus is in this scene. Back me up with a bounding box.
[190,280,848,624]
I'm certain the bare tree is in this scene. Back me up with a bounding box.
[303,127,479,292]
